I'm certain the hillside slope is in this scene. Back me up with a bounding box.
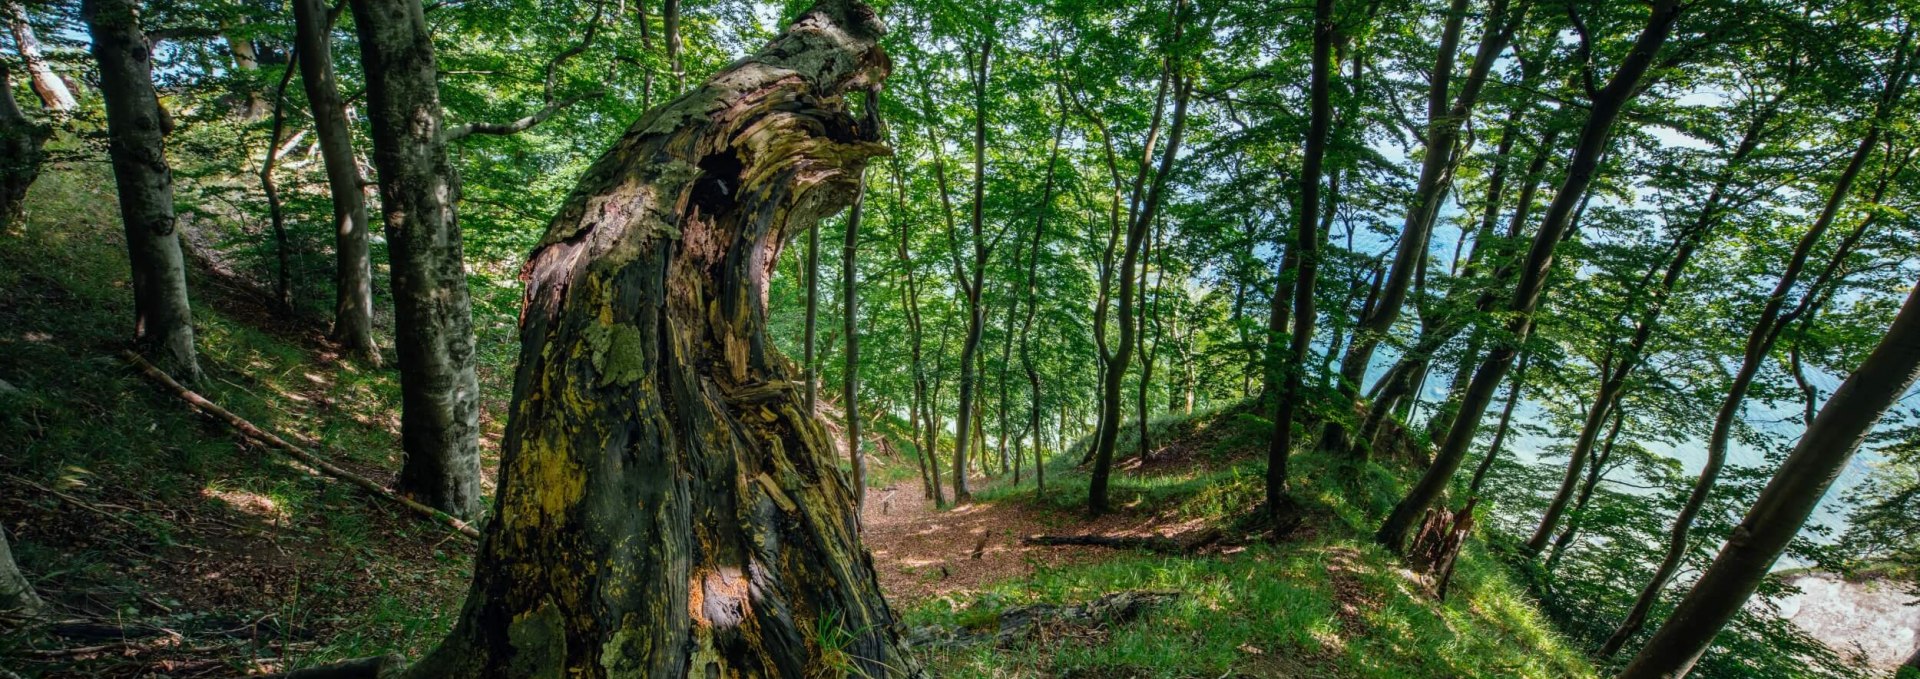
[1,164,1594,678]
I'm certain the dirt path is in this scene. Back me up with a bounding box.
[859,477,1207,606]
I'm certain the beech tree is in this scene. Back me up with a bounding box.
[86,0,204,384]
[349,0,483,518]
[290,0,379,362]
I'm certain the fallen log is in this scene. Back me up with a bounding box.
[120,350,480,540]
[1022,526,1223,554]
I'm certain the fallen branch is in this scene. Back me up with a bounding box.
[1022,527,1222,554]
[120,351,479,540]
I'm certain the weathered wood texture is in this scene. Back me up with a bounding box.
[405,1,913,676]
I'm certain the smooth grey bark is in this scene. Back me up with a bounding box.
[6,0,76,113]
[1619,280,1920,678]
[349,0,481,518]
[292,0,380,362]
[0,525,44,618]
[1,60,49,231]
[86,0,203,385]
[1377,0,1683,553]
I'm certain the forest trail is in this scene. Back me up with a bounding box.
[860,474,1221,606]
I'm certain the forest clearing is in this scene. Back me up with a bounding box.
[2,0,1919,676]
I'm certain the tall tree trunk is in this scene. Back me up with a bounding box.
[1136,218,1165,463]
[6,1,76,113]
[1,61,49,232]
[86,0,204,384]
[1326,0,1522,457]
[803,200,821,413]
[892,155,942,506]
[1089,3,1188,513]
[292,0,380,362]
[1020,107,1061,492]
[349,0,481,518]
[261,51,298,311]
[1524,91,1779,555]
[1601,34,1913,654]
[1265,0,1334,526]
[949,32,993,502]
[402,2,907,676]
[0,525,43,618]
[1620,280,1920,678]
[1377,0,1683,553]
[844,171,867,512]
[662,0,683,89]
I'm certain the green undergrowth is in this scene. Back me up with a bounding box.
[1,161,476,674]
[911,406,1597,678]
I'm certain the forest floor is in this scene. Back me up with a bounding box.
[2,163,1597,678]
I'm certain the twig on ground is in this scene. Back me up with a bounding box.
[120,351,480,541]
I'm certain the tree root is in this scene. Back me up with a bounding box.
[120,350,479,540]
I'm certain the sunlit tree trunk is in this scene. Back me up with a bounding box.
[949,33,993,502]
[349,0,481,518]
[1619,280,1920,678]
[1378,0,1683,553]
[6,1,76,113]
[401,2,911,676]
[292,0,380,363]
[86,0,203,385]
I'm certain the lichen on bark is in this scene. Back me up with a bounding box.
[403,1,912,677]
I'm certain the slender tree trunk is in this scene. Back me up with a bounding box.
[7,1,76,113]
[87,0,203,384]
[1602,35,1912,653]
[261,51,298,311]
[1136,219,1166,463]
[844,173,866,513]
[293,0,380,362]
[893,155,942,506]
[803,201,821,413]
[1465,349,1526,495]
[1544,404,1624,573]
[349,0,481,518]
[1327,0,1522,456]
[1265,0,1334,526]
[1620,280,1920,678]
[661,0,683,89]
[0,525,43,618]
[1377,0,1683,553]
[1019,99,1058,487]
[946,34,995,502]
[1,61,49,232]
[402,3,910,676]
[1523,95,1779,555]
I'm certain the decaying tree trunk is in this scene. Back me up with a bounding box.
[349,0,482,518]
[86,0,204,384]
[1,61,50,232]
[0,525,45,618]
[292,0,380,363]
[400,2,913,676]
[1406,497,1475,601]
